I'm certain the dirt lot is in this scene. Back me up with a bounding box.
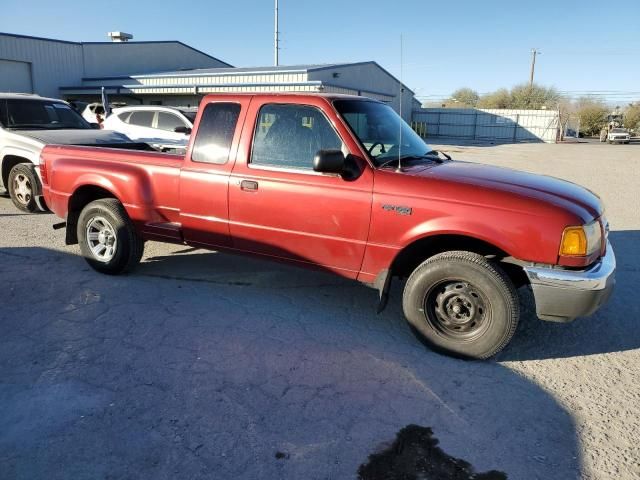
[1,141,638,479]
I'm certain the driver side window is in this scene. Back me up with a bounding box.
[251,104,344,170]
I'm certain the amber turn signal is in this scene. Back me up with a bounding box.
[560,226,587,256]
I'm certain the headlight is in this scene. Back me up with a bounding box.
[560,220,602,256]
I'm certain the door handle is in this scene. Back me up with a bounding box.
[240,180,259,192]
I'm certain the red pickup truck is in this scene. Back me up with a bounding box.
[41,93,616,359]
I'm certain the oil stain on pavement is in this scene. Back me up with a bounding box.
[358,425,507,480]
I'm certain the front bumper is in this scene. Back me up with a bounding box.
[524,241,616,322]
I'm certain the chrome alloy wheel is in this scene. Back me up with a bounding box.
[12,173,32,206]
[86,216,118,262]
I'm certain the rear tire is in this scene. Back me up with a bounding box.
[8,163,39,213]
[402,251,519,359]
[77,198,144,274]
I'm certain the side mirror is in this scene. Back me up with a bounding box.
[313,150,345,175]
[89,123,101,129]
[174,126,192,134]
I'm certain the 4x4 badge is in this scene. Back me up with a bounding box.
[382,204,412,216]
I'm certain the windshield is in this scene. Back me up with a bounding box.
[1,99,91,130]
[611,128,627,133]
[334,99,431,166]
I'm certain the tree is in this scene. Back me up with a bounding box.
[449,88,479,107]
[575,98,608,136]
[509,84,560,110]
[624,104,640,131]
[477,88,511,109]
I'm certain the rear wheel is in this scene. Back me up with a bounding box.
[402,251,519,359]
[77,198,144,274]
[8,163,39,213]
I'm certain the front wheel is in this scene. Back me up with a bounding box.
[77,198,144,274]
[402,251,519,359]
[8,163,40,213]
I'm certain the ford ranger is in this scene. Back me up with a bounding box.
[40,93,616,359]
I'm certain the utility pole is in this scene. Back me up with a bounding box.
[529,48,540,87]
[274,0,279,66]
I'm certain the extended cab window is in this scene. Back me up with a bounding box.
[191,103,241,164]
[251,104,343,170]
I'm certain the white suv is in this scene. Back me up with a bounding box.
[102,106,197,152]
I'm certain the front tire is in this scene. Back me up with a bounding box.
[402,251,519,359]
[8,163,40,213]
[77,198,144,274]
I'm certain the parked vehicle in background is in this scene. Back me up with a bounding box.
[81,102,126,125]
[0,93,151,212]
[41,93,615,359]
[607,128,630,144]
[102,106,196,152]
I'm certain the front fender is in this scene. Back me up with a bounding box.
[400,217,520,258]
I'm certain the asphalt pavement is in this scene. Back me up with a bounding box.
[1,140,638,479]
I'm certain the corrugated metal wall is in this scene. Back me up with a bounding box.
[0,35,83,98]
[412,108,560,143]
[309,63,413,121]
[1,34,231,98]
[82,43,228,78]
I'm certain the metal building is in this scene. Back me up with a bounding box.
[0,32,231,98]
[60,62,417,121]
[1,32,417,121]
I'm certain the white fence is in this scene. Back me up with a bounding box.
[412,108,560,143]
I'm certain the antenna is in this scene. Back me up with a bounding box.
[397,33,403,171]
[274,0,280,66]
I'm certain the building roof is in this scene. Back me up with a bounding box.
[0,32,233,68]
[76,61,414,96]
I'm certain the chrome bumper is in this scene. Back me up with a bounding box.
[524,241,616,322]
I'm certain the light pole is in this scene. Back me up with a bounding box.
[274,0,280,66]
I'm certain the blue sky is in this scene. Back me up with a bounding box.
[2,0,638,104]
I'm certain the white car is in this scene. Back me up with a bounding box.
[102,106,197,152]
[0,93,147,212]
[607,128,630,144]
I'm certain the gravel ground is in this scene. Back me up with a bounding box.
[1,141,638,479]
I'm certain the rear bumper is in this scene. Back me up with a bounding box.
[524,241,616,322]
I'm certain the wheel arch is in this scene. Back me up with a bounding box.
[1,154,33,189]
[65,184,120,245]
[390,232,528,288]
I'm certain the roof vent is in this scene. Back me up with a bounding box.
[107,31,133,42]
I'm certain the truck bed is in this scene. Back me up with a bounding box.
[42,145,185,231]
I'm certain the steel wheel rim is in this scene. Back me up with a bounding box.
[13,173,32,205]
[423,280,491,341]
[86,216,117,262]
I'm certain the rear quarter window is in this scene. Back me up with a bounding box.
[191,103,241,164]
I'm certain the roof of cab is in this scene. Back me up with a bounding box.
[200,92,382,102]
